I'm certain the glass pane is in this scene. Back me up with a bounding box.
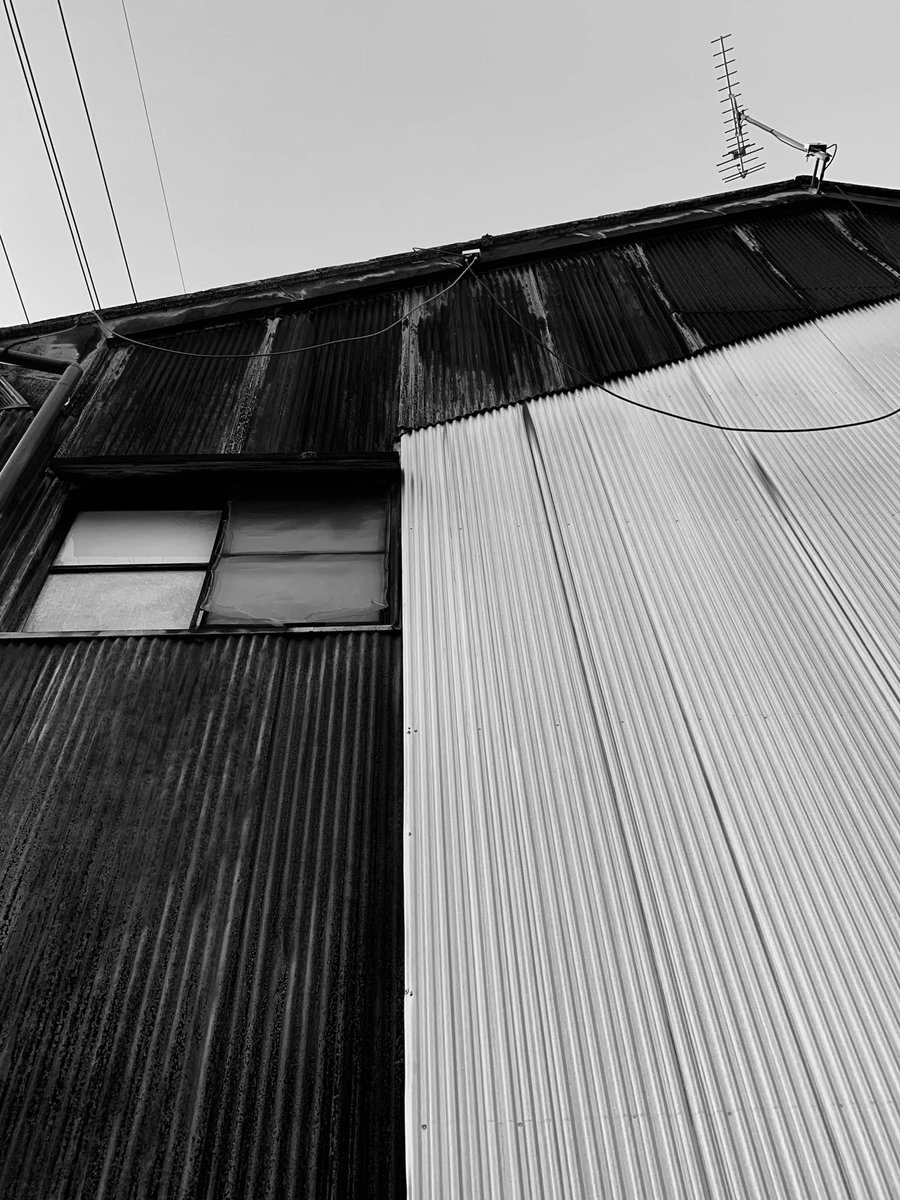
[203,553,387,625]
[24,571,206,632]
[55,510,221,566]
[224,491,386,555]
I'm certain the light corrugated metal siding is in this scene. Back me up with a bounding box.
[402,296,900,1198]
[0,632,404,1199]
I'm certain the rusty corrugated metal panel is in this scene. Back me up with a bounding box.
[0,465,69,629]
[401,251,690,430]
[59,297,403,459]
[842,207,900,273]
[402,297,900,1197]
[746,210,900,313]
[0,631,403,1199]
[640,225,812,345]
[49,202,900,451]
[535,247,689,388]
[0,409,31,465]
[59,321,272,457]
[401,267,564,429]
[245,294,403,454]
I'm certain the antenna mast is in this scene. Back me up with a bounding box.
[712,35,836,191]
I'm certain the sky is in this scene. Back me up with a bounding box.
[0,0,897,327]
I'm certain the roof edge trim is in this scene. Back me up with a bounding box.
[3,177,899,354]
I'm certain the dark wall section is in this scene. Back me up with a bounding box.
[538,247,687,386]
[639,225,811,345]
[0,632,403,1200]
[58,296,405,460]
[53,203,900,452]
[58,320,273,457]
[246,294,403,454]
[748,211,900,312]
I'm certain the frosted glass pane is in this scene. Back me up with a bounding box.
[55,510,221,566]
[225,493,386,554]
[204,554,386,625]
[24,571,205,632]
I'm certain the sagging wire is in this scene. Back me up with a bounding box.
[76,201,900,437]
[120,0,187,294]
[470,271,900,435]
[56,0,138,303]
[3,0,101,311]
[93,255,478,358]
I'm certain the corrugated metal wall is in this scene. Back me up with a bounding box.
[0,631,403,1199]
[402,296,900,1198]
[58,295,405,458]
[53,204,900,459]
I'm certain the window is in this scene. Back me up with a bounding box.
[24,479,393,633]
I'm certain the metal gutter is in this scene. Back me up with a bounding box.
[0,350,82,515]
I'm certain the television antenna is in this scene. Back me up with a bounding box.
[712,35,836,190]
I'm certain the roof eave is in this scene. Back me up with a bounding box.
[2,175,898,356]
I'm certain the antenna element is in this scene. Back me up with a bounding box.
[713,35,765,182]
[711,35,836,191]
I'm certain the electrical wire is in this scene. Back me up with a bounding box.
[93,249,900,433]
[96,256,478,357]
[3,0,100,310]
[470,271,900,435]
[0,226,29,322]
[120,0,186,294]
[56,0,137,303]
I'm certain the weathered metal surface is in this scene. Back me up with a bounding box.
[400,266,566,428]
[50,203,900,453]
[747,210,900,313]
[0,177,831,349]
[536,246,689,387]
[401,253,690,429]
[845,207,900,272]
[60,296,404,458]
[402,295,900,1198]
[0,410,31,464]
[245,293,404,454]
[640,224,811,345]
[0,462,69,630]
[59,321,272,457]
[0,630,403,1199]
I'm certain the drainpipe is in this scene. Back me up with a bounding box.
[0,349,83,515]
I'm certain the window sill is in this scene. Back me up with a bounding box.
[0,624,399,641]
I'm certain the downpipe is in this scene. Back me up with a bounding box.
[0,350,83,515]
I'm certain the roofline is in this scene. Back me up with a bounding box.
[3,176,899,353]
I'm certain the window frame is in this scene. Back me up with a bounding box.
[13,462,400,636]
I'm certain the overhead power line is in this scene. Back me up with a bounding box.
[2,0,100,310]
[120,0,187,294]
[56,0,138,303]
[0,226,29,322]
